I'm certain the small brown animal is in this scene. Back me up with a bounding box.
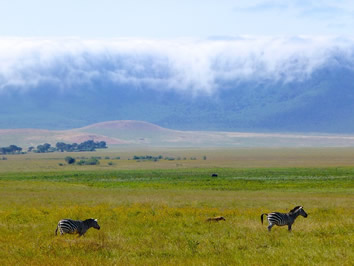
[206,216,226,222]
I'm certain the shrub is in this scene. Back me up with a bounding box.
[76,157,100,165]
[65,156,76,164]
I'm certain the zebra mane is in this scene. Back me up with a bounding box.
[289,206,302,213]
[84,218,96,223]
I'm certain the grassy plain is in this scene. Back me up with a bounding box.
[0,148,353,265]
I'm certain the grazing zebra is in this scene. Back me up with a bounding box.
[55,218,100,236]
[261,206,308,231]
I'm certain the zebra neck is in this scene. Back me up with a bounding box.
[290,211,301,220]
[83,220,92,228]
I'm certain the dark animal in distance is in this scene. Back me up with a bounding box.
[261,206,308,231]
[206,216,226,222]
[55,218,100,236]
[211,173,218,177]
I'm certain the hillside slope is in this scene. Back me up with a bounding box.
[2,120,354,148]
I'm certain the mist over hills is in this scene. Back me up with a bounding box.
[0,37,354,133]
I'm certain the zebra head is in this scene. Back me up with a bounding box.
[299,207,308,218]
[290,206,308,218]
[86,218,101,230]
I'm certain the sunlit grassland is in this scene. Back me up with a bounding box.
[0,148,353,265]
[2,147,354,173]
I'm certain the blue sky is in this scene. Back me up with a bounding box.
[0,0,354,38]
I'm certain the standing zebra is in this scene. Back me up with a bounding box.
[261,206,308,231]
[55,218,100,236]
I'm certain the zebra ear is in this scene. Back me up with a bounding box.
[94,219,98,222]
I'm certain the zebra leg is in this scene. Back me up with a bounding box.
[78,230,84,237]
[268,224,274,232]
[288,224,292,231]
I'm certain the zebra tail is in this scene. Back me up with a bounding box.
[261,213,268,224]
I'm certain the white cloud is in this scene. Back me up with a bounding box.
[0,36,353,95]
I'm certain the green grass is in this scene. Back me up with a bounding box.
[0,149,353,265]
[1,167,353,192]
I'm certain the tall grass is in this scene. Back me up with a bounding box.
[0,175,353,265]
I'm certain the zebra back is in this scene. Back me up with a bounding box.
[56,219,82,235]
[267,212,291,226]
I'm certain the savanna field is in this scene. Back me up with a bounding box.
[0,148,353,265]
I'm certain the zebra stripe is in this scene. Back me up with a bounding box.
[55,218,100,236]
[261,206,308,231]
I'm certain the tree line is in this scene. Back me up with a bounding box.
[0,140,107,154]
[54,140,107,152]
[0,145,22,154]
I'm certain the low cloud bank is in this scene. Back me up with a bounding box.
[0,36,353,95]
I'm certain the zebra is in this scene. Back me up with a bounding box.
[261,206,308,231]
[55,218,100,236]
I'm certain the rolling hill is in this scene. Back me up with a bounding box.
[2,120,354,148]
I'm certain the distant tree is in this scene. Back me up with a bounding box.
[36,143,51,153]
[56,142,66,152]
[203,156,207,160]
[71,143,78,150]
[98,141,107,149]
[43,143,51,150]
[78,140,95,151]
[9,145,22,153]
[0,145,22,154]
